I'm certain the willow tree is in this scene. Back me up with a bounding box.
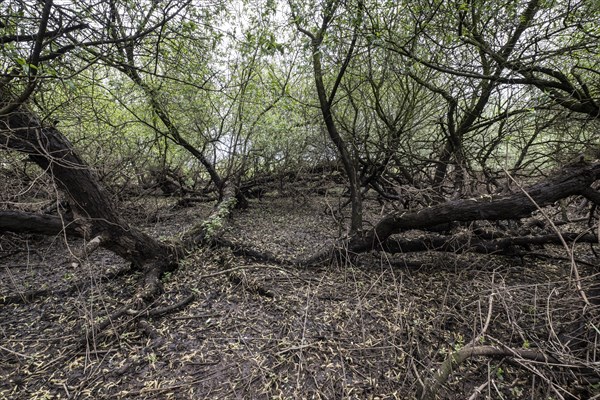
[0,0,229,307]
[289,0,365,234]
[380,0,599,185]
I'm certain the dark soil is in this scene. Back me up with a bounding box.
[1,191,599,399]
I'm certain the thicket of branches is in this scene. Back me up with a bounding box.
[1,0,599,397]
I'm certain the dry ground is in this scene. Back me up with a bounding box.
[1,191,599,399]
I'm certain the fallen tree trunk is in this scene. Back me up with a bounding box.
[1,104,176,298]
[0,101,243,282]
[350,163,600,253]
[295,163,600,266]
[181,185,240,248]
[382,232,598,255]
[0,210,82,237]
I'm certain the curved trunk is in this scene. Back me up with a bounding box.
[350,162,600,252]
[0,105,173,268]
[311,39,362,234]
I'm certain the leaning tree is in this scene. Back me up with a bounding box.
[0,0,237,320]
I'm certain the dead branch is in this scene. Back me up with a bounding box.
[0,210,82,237]
[421,345,561,400]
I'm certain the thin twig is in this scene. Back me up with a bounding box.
[0,344,34,359]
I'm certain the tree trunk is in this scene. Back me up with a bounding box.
[350,163,600,253]
[381,232,598,255]
[311,39,363,234]
[0,210,81,237]
[0,106,174,269]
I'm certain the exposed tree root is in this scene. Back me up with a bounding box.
[77,184,242,343]
[213,237,288,264]
[147,292,196,317]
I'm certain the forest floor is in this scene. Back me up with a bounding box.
[1,186,599,399]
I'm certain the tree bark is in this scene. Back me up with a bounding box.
[0,210,81,237]
[312,48,363,234]
[0,106,174,269]
[296,1,364,235]
[382,232,598,255]
[349,163,600,253]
